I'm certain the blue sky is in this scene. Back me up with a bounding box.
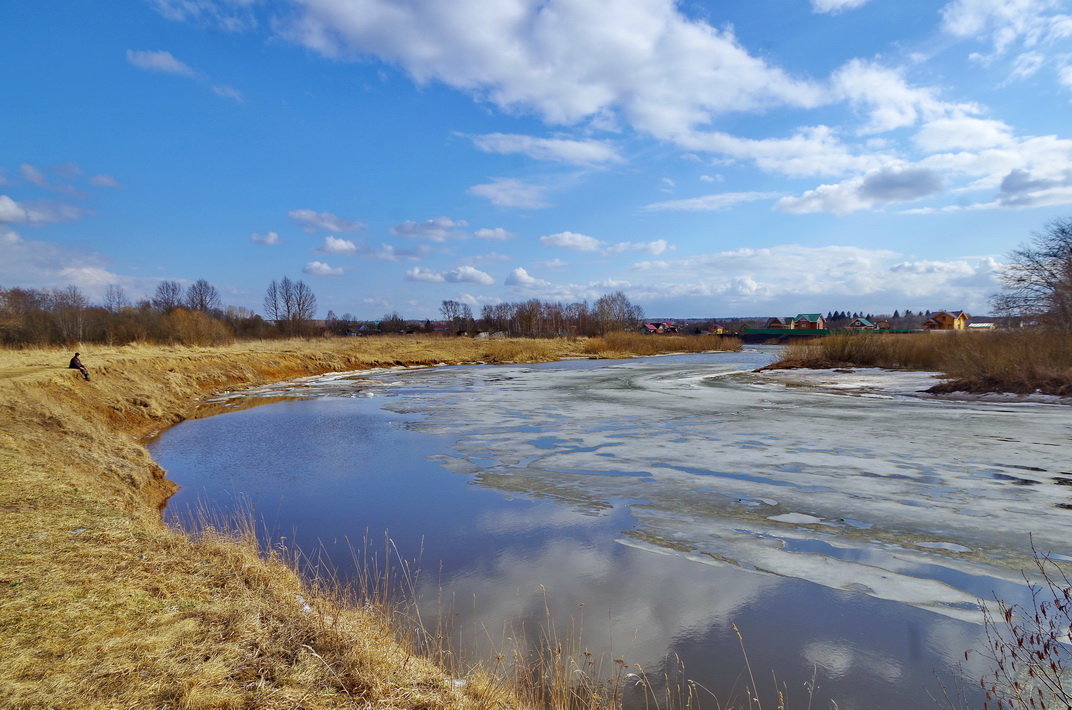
[3,0,1072,319]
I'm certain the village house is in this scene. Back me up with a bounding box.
[640,322,679,334]
[764,317,790,329]
[846,317,877,330]
[792,313,827,330]
[921,311,970,330]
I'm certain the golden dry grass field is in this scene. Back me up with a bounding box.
[0,335,738,709]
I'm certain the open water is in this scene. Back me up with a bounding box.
[150,347,1072,709]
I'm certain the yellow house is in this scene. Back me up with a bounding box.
[921,311,970,330]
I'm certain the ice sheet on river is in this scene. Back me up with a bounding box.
[224,352,1072,622]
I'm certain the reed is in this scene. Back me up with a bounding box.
[771,331,1072,395]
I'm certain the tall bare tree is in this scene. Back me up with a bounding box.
[993,217,1072,330]
[103,284,128,313]
[594,291,644,334]
[264,276,316,335]
[151,280,183,313]
[184,279,221,313]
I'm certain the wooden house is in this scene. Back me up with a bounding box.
[793,313,827,330]
[764,317,790,329]
[921,311,970,330]
[875,320,891,330]
[846,317,877,330]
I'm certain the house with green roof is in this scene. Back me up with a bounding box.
[793,313,827,329]
[847,317,877,330]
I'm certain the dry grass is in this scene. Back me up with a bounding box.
[769,330,1072,395]
[581,333,741,358]
[0,335,740,709]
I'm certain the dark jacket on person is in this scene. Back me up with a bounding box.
[69,356,84,370]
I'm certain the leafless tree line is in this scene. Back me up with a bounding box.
[470,291,644,337]
[0,276,319,346]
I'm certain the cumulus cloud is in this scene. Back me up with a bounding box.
[319,235,358,253]
[0,194,88,225]
[540,231,672,256]
[779,166,944,214]
[812,0,873,12]
[629,244,1002,313]
[279,0,823,141]
[505,267,551,287]
[913,116,1014,152]
[473,227,515,240]
[126,49,197,76]
[469,133,622,166]
[250,230,281,244]
[288,208,367,233]
[540,231,602,252]
[1,227,21,244]
[832,59,979,135]
[390,216,467,241]
[404,265,495,285]
[468,178,549,208]
[303,260,344,275]
[643,191,780,212]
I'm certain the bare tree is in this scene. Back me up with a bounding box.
[103,284,128,313]
[52,286,88,343]
[184,279,221,313]
[993,217,1072,330]
[594,291,644,334]
[265,276,316,336]
[152,280,183,313]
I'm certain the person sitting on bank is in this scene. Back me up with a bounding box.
[69,352,90,381]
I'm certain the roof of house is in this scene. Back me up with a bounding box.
[794,313,824,321]
[850,317,876,327]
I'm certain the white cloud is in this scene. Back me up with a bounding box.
[473,227,515,240]
[913,116,1014,152]
[0,195,88,225]
[812,0,873,13]
[211,84,244,101]
[148,0,259,32]
[250,230,281,245]
[940,0,1072,55]
[288,208,367,233]
[534,258,569,269]
[469,133,622,166]
[540,231,602,251]
[699,174,722,183]
[405,267,445,283]
[89,174,121,188]
[126,49,197,77]
[628,244,1002,313]
[463,252,511,265]
[832,59,979,135]
[778,166,945,214]
[643,191,780,212]
[280,0,823,140]
[19,163,48,188]
[303,260,344,275]
[468,178,549,208]
[1060,64,1072,87]
[319,235,357,253]
[540,230,672,256]
[404,265,495,285]
[445,265,495,285]
[505,267,551,287]
[1,227,20,244]
[390,216,467,241]
[359,243,429,261]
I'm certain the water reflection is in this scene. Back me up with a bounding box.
[150,349,1070,708]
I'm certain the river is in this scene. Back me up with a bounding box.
[149,347,1072,709]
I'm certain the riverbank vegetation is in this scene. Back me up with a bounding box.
[770,330,1072,396]
[0,335,742,708]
